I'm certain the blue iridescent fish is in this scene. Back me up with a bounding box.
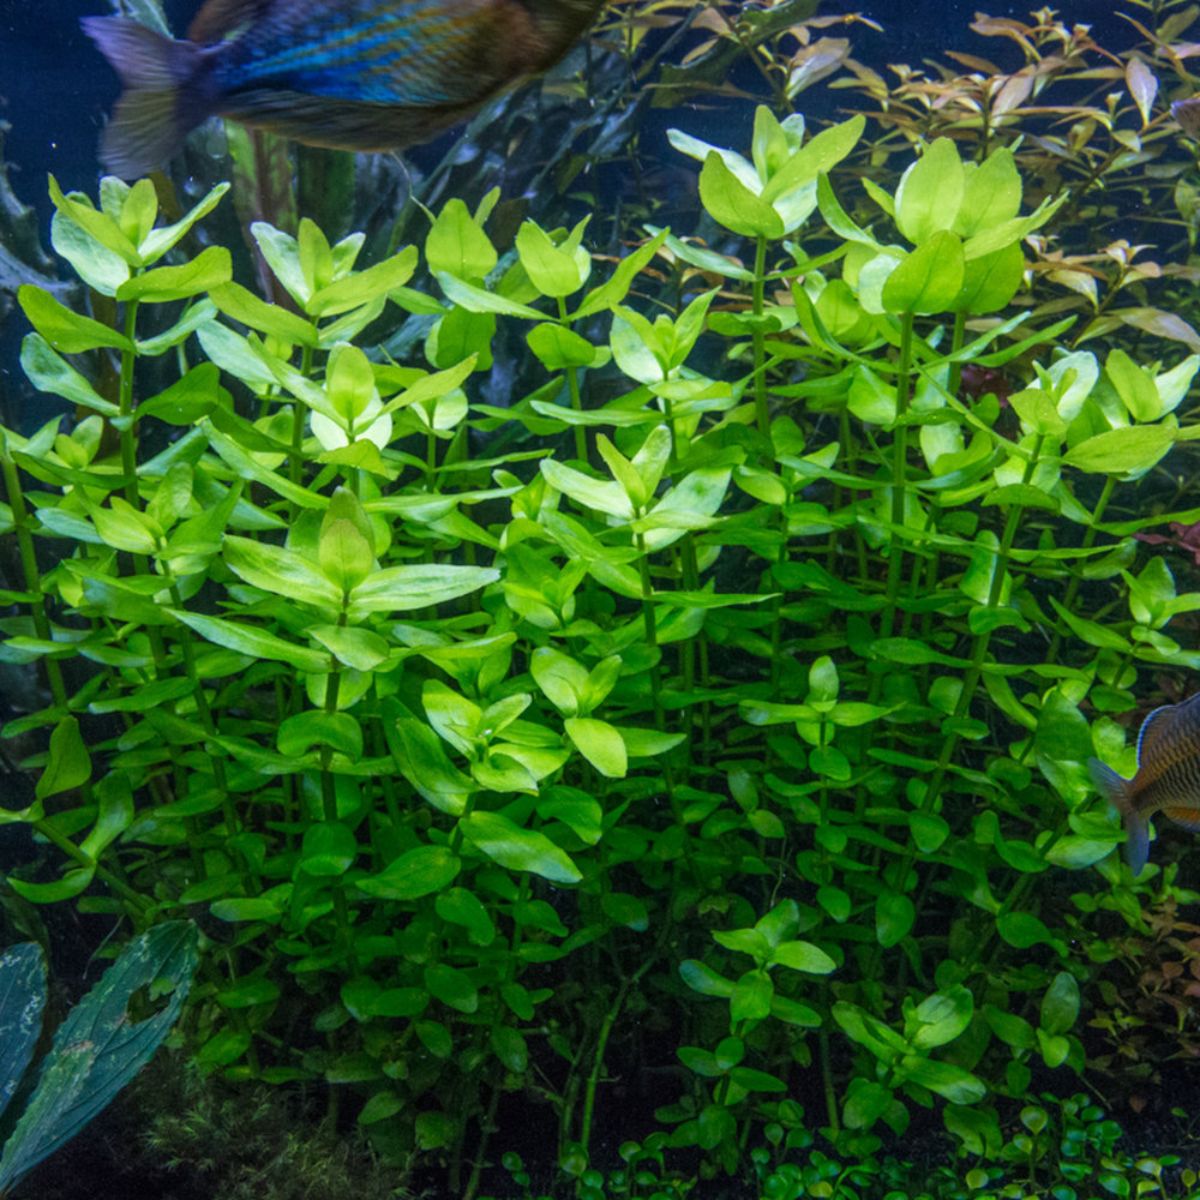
[1089,691,1200,876]
[83,0,607,178]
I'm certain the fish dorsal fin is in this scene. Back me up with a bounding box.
[1136,694,1200,762]
[188,0,275,44]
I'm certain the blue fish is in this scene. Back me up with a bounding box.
[1089,691,1200,876]
[83,0,607,178]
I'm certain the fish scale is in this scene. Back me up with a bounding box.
[1089,691,1200,875]
[84,0,608,178]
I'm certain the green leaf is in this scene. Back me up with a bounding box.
[299,822,358,877]
[357,844,461,900]
[516,219,590,297]
[170,610,329,672]
[771,940,836,974]
[679,960,735,998]
[308,625,390,672]
[875,890,915,947]
[953,148,1021,237]
[385,712,473,816]
[116,247,232,303]
[309,246,418,316]
[17,287,132,354]
[36,717,92,801]
[540,459,633,518]
[699,152,783,239]
[882,231,965,314]
[78,774,133,860]
[210,897,283,922]
[1040,971,1080,1036]
[426,198,497,280]
[531,647,588,716]
[760,115,865,205]
[138,363,221,424]
[996,912,1054,949]
[1106,349,1162,422]
[222,535,341,611]
[895,138,964,244]
[954,241,1025,315]
[210,282,317,346]
[436,271,543,319]
[20,334,119,417]
[910,986,973,1050]
[137,182,230,263]
[730,970,774,1024]
[278,711,362,760]
[436,887,496,945]
[48,176,139,263]
[216,977,281,1009]
[459,811,582,884]
[984,1005,1036,1050]
[526,323,598,371]
[729,1066,787,1093]
[565,716,628,778]
[358,1090,403,1125]
[424,963,478,1013]
[348,564,498,617]
[898,1055,986,1104]
[491,1025,528,1073]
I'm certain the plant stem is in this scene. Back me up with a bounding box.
[635,531,665,732]
[558,297,588,463]
[1045,475,1116,663]
[118,299,141,508]
[879,312,915,644]
[752,235,770,443]
[1,455,67,708]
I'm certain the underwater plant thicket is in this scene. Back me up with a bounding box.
[3,98,1200,1196]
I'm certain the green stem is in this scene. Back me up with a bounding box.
[635,531,665,732]
[879,313,916,645]
[558,297,588,464]
[31,816,149,914]
[118,300,140,507]
[289,341,316,502]
[915,435,1046,822]
[752,235,770,444]
[1,456,67,708]
[1046,475,1117,663]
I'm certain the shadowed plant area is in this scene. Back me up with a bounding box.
[9,3,1200,1200]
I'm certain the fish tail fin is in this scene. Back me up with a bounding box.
[81,16,214,179]
[1088,757,1149,876]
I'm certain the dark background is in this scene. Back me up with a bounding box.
[0,0,1130,232]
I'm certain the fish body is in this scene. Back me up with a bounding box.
[83,0,607,178]
[1089,691,1200,876]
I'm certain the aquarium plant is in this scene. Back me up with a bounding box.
[0,921,197,1198]
[3,84,1200,1198]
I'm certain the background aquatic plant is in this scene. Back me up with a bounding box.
[0,921,197,1199]
[6,20,1200,1200]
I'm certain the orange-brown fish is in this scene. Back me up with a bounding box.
[83,0,608,179]
[1089,692,1200,876]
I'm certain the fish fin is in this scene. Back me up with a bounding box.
[220,91,469,155]
[81,17,213,179]
[1136,703,1179,760]
[187,0,275,45]
[1088,757,1150,877]
[1136,692,1200,761]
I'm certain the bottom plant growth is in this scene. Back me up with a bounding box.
[2,107,1200,1198]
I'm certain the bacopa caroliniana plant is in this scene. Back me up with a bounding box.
[2,104,1199,1194]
